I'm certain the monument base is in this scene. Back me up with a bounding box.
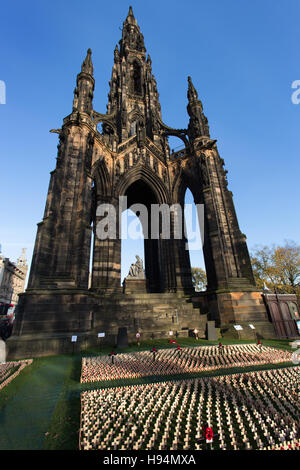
[123,277,147,294]
[7,291,207,359]
[214,291,276,339]
[6,287,278,360]
[194,289,277,340]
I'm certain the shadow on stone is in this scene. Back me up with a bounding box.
[117,327,128,348]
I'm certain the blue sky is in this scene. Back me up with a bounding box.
[0,0,299,284]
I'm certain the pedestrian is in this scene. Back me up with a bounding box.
[151,345,157,361]
[109,350,116,364]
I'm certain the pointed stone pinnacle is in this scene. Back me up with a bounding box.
[125,5,137,25]
[81,48,93,75]
[187,75,198,101]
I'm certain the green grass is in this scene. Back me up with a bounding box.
[0,359,37,413]
[43,355,82,450]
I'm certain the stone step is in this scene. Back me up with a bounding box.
[120,294,192,301]
[227,277,256,289]
[39,276,76,288]
[98,293,197,306]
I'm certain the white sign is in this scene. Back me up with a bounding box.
[249,324,255,330]
[71,335,77,342]
[169,331,173,336]
[233,325,243,331]
[0,339,6,364]
[98,332,105,338]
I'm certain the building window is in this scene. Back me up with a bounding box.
[131,61,142,95]
[130,121,137,137]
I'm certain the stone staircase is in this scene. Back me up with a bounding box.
[92,292,208,340]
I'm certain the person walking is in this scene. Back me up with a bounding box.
[151,345,157,361]
[109,350,116,364]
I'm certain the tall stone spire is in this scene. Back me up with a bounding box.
[97,7,164,148]
[125,6,137,25]
[120,6,146,56]
[72,49,95,116]
[187,76,199,103]
[187,76,210,141]
[81,48,94,75]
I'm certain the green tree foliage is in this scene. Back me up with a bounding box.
[191,267,207,292]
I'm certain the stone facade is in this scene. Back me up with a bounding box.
[7,8,276,359]
[0,249,28,305]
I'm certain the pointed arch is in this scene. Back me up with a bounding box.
[173,170,204,206]
[115,164,171,205]
[91,157,111,198]
[128,57,144,96]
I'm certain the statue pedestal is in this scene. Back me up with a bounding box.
[123,277,147,294]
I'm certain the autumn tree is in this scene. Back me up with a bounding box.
[191,267,207,292]
[251,240,300,301]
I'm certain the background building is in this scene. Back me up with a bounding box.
[0,248,28,305]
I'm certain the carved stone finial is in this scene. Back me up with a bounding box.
[114,44,120,63]
[81,48,93,75]
[125,5,137,26]
[187,76,199,102]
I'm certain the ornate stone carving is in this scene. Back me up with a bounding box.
[199,153,210,186]
[115,160,121,177]
[124,153,130,170]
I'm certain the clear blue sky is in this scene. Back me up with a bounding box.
[0,0,299,285]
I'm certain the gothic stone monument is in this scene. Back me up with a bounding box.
[7,7,275,358]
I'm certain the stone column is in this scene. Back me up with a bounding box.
[92,196,121,293]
